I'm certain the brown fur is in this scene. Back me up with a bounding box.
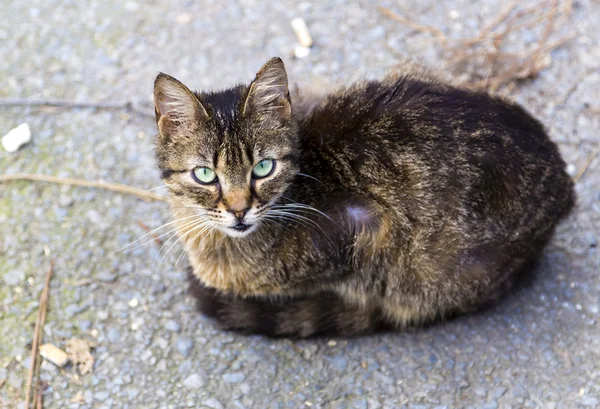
[154,58,575,337]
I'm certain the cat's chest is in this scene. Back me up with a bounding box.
[188,246,281,296]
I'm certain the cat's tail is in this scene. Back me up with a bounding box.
[187,270,387,337]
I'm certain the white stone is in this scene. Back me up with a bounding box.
[291,17,313,48]
[2,123,31,152]
[294,46,311,59]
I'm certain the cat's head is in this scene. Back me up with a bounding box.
[153,58,300,237]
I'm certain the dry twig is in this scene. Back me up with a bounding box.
[137,220,165,246]
[25,261,54,409]
[378,7,447,43]
[574,145,600,183]
[0,98,153,118]
[0,174,166,203]
[381,0,575,93]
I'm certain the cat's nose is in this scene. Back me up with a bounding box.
[227,207,250,221]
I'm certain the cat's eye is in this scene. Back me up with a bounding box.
[192,167,217,184]
[252,159,275,179]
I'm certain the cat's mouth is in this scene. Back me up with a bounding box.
[232,222,251,232]
[224,221,258,238]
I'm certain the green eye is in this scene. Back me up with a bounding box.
[192,167,217,184]
[252,159,275,179]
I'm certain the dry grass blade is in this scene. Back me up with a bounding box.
[574,145,600,183]
[382,0,575,94]
[25,261,54,409]
[378,6,447,43]
[0,98,153,118]
[0,174,166,203]
[137,220,165,246]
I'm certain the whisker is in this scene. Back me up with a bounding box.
[116,211,201,253]
[296,172,326,186]
[155,219,210,273]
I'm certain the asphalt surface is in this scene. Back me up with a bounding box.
[1,1,599,408]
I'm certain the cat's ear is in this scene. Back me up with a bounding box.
[242,57,291,123]
[154,73,209,135]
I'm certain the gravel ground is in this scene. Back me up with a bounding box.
[1,1,599,408]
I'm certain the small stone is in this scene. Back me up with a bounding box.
[491,387,506,399]
[65,304,87,317]
[202,398,224,409]
[566,163,576,176]
[239,383,250,394]
[183,373,206,388]
[4,270,24,286]
[94,390,110,401]
[580,396,599,407]
[222,372,246,383]
[176,12,192,24]
[2,123,32,152]
[97,310,109,320]
[128,298,139,308]
[175,336,194,357]
[40,344,69,367]
[8,371,22,389]
[449,10,460,19]
[97,272,117,282]
[124,1,139,11]
[584,231,597,247]
[0,368,7,381]
[481,401,498,409]
[294,46,311,59]
[512,385,529,398]
[291,17,313,47]
[106,328,120,343]
[165,320,181,332]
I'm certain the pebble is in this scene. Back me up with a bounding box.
[39,344,69,367]
[0,368,7,381]
[94,390,110,401]
[584,231,597,247]
[202,398,224,409]
[97,272,117,282]
[2,123,31,152]
[580,396,599,407]
[8,371,22,389]
[4,270,24,286]
[294,46,311,59]
[175,336,194,357]
[106,328,120,343]
[222,372,246,383]
[165,320,181,332]
[183,373,206,388]
[64,304,87,317]
[480,401,498,409]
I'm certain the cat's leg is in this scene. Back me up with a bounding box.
[187,271,386,337]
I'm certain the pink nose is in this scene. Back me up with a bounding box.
[228,208,249,221]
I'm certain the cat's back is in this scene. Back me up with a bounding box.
[297,68,574,232]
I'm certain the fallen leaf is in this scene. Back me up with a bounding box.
[66,338,96,375]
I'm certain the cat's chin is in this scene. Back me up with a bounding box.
[219,223,259,238]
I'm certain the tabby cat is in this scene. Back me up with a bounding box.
[153,57,574,337]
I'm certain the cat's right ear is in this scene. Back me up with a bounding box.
[153,73,208,137]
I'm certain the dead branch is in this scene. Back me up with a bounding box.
[25,261,54,409]
[0,98,154,118]
[137,220,165,246]
[378,6,447,43]
[381,0,575,94]
[0,174,166,203]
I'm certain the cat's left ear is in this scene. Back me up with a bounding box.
[242,57,291,123]
[153,73,209,138]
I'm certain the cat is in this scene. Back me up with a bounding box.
[153,57,575,337]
